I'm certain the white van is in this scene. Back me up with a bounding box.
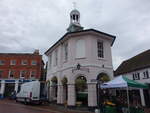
[16,81,47,104]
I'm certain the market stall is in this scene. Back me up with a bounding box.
[100,75,148,113]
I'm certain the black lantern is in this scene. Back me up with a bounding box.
[77,63,81,70]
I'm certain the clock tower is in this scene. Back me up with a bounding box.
[67,8,83,32]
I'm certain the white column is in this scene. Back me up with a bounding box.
[88,83,97,107]
[67,84,76,106]
[140,89,146,106]
[0,80,5,98]
[62,86,67,104]
[49,86,54,101]
[15,80,19,92]
[57,85,63,104]
[60,85,64,104]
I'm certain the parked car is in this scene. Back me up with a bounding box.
[16,81,47,104]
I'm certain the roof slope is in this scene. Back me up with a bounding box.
[115,49,150,76]
[0,53,40,56]
[45,29,116,55]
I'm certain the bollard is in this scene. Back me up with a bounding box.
[95,109,100,113]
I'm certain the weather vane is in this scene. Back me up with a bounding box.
[73,2,77,9]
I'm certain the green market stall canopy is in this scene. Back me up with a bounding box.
[101,75,148,89]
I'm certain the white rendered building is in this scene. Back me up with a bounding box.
[45,9,116,108]
[115,49,150,107]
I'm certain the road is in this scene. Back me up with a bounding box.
[0,99,92,113]
[0,100,60,113]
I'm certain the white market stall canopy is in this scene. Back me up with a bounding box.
[101,75,148,89]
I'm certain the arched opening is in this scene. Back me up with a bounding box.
[75,75,88,106]
[96,73,110,107]
[61,77,68,104]
[97,73,110,83]
[51,76,58,102]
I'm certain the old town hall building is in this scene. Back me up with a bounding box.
[45,9,116,108]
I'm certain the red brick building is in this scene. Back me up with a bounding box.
[0,50,44,98]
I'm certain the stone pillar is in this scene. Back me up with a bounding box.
[57,85,64,104]
[57,85,61,104]
[62,86,67,104]
[88,83,97,107]
[48,86,54,101]
[15,80,19,92]
[0,80,5,98]
[67,84,76,106]
[140,89,146,106]
[60,85,64,104]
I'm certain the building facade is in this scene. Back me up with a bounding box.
[115,49,150,107]
[0,50,44,98]
[45,9,115,108]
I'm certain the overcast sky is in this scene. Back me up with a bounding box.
[0,0,150,69]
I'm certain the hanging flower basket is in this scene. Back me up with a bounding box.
[51,77,57,83]
[61,77,67,86]
[46,80,51,86]
[99,74,110,83]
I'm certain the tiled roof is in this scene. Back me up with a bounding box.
[115,49,150,76]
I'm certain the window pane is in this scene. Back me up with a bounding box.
[22,60,28,65]
[30,71,36,78]
[97,41,104,58]
[9,70,15,78]
[10,60,16,65]
[133,73,140,80]
[20,70,27,78]
[0,60,5,65]
[31,60,37,65]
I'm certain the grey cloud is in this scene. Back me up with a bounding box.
[0,0,150,69]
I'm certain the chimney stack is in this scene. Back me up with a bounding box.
[34,49,39,55]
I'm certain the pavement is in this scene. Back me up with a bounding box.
[0,99,92,113]
[145,108,150,113]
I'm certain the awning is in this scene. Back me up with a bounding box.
[101,75,148,89]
